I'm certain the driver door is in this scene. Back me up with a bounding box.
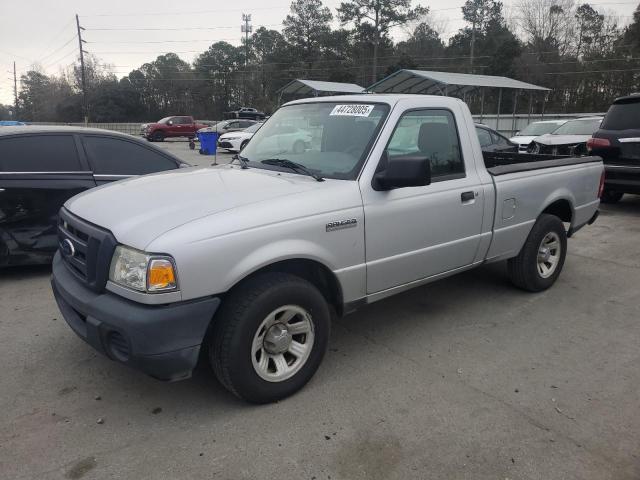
[362,108,485,294]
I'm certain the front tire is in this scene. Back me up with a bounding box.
[600,189,623,204]
[152,131,165,142]
[210,272,330,403]
[508,214,567,292]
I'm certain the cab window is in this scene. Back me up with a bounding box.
[387,110,464,179]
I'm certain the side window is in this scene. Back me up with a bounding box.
[178,117,192,125]
[386,110,464,179]
[490,131,508,145]
[228,121,240,129]
[0,135,81,172]
[476,127,493,147]
[82,136,177,175]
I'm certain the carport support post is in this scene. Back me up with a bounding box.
[479,88,485,123]
[496,88,502,133]
[511,89,519,136]
[527,91,533,125]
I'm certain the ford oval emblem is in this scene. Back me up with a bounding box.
[60,239,75,257]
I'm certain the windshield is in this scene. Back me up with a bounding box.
[245,123,262,133]
[157,117,171,124]
[551,119,602,135]
[601,102,640,130]
[240,102,389,180]
[519,122,565,136]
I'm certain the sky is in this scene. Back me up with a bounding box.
[0,0,638,104]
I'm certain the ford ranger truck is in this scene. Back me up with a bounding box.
[51,95,603,404]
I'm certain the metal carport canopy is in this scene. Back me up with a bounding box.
[278,79,365,97]
[367,69,550,95]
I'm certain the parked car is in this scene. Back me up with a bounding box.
[587,94,640,203]
[475,124,518,152]
[224,107,266,121]
[0,126,188,267]
[0,120,27,126]
[143,116,208,142]
[198,119,258,136]
[509,120,568,152]
[528,117,603,155]
[51,95,603,404]
[251,123,313,155]
[217,122,263,152]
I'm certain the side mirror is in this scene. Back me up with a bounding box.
[167,120,174,126]
[373,156,431,191]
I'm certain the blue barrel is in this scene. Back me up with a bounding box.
[197,131,219,155]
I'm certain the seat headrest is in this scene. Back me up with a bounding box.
[418,122,452,155]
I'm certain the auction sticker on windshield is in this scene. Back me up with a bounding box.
[330,104,374,117]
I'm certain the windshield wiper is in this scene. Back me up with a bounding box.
[232,154,249,169]
[262,158,324,182]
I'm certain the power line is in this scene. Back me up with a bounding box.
[81,5,291,17]
[37,36,78,64]
[84,23,282,31]
[545,67,640,74]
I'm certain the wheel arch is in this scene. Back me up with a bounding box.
[540,197,574,224]
[227,258,344,316]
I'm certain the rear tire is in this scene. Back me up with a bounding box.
[508,214,567,292]
[600,189,623,204]
[210,272,330,404]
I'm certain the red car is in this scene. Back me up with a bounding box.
[143,116,208,142]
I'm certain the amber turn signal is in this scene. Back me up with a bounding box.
[147,258,177,292]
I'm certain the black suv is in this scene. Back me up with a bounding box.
[588,94,640,203]
[0,126,188,267]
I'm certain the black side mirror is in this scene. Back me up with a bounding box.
[373,156,431,191]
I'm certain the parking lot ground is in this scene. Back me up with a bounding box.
[1,198,639,480]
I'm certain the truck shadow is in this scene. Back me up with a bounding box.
[600,194,640,216]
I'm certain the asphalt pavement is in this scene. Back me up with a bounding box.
[1,182,639,479]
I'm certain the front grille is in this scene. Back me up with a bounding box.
[218,141,233,148]
[538,143,587,156]
[58,208,118,292]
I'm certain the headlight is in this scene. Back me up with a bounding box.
[109,245,178,293]
[224,136,239,141]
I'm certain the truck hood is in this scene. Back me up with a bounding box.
[65,166,338,249]
[533,134,592,146]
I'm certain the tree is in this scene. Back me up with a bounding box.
[0,104,12,120]
[283,0,333,71]
[337,0,427,83]
[517,0,576,58]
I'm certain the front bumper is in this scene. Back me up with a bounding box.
[51,252,220,381]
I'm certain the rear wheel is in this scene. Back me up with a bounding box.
[210,272,330,403]
[508,214,567,292]
[600,189,623,204]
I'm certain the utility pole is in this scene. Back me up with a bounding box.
[76,14,88,125]
[13,61,18,119]
[470,19,476,73]
[241,13,252,105]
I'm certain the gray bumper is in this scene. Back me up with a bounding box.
[51,252,220,381]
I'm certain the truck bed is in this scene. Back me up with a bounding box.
[483,151,602,176]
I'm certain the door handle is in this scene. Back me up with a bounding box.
[461,191,475,203]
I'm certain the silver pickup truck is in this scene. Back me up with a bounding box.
[51,95,603,403]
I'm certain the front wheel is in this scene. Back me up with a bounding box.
[508,214,567,292]
[210,272,330,403]
[152,131,165,142]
